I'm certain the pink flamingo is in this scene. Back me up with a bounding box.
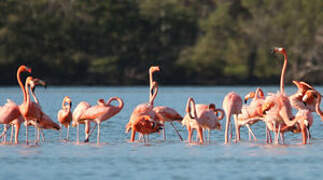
[129,115,163,144]
[0,75,47,144]
[222,92,242,144]
[182,97,224,144]
[289,81,315,111]
[24,76,60,143]
[148,66,183,141]
[79,97,124,144]
[237,88,266,142]
[126,82,159,142]
[72,101,92,144]
[57,96,72,141]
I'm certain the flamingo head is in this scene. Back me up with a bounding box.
[97,98,105,106]
[244,91,255,104]
[302,90,319,105]
[64,96,72,107]
[149,66,160,73]
[18,65,32,73]
[272,47,286,55]
[30,78,47,93]
[208,103,216,111]
[293,81,313,94]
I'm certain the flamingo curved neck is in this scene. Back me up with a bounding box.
[106,97,124,109]
[186,97,197,119]
[17,68,27,103]
[280,53,287,94]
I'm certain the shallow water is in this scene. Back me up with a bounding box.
[1,86,323,180]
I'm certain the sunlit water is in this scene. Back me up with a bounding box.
[1,86,323,180]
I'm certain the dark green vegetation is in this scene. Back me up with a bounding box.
[0,0,322,85]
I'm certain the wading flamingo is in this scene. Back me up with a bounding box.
[72,101,92,144]
[126,82,159,142]
[148,66,183,141]
[182,97,224,144]
[222,92,242,144]
[236,88,266,142]
[24,76,60,143]
[79,97,124,144]
[57,96,72,141]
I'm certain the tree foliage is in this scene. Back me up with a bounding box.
[0,0,322,85]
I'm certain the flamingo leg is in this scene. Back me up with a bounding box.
[188,126,192,143]
[130,128,136,142]
[40,129,45,142]
[170,122,183,141]
[14,123,20,144]
[97,123,101,144]
[275,124,281,144]
[307,126,311,144]
[26,122,29,145]
[234,115,239,143]
[197,127,204,144]
[10,125,14,144]
[76,124,80,144]
[208,129,211,144]
[280,133,284,144]
[85,123,96,143]
[162,122,166,141]
[66,125,69,141]
[246,124,256,142]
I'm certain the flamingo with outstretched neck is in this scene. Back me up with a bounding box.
[148,66,183,141]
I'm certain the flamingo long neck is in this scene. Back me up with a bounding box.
[106,97,124,110]
[24,80,31,114]
[17,67,27,103]
[280,53,288,94]
[149,70,155,100]
[186,97,197,119]
[215,108,225,120]
[149,84,158,106]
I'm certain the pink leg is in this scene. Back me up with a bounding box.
[97,123,100,144]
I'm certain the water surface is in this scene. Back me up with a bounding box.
[0,86,322,180]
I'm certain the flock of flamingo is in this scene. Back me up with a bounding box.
[1,47,323,145]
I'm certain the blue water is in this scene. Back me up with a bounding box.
[1,86,323,180]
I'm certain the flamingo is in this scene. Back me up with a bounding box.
[259,47,297,144]
[182,97,224,144]
[57,96,72,141]
[289,81,315,111]
[126,82,159,142]
[148,66,183,141]
[222,92,242,144]
[0,65,32,144]
[129,115,163,144]
[24,76,60,143]
[72,101,92,144]
[303,90,323,121]
[79,97,124,144]
[236,88,266,142]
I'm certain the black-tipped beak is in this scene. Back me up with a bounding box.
[70,102,72,108]
[262,110,267,115]
[303,101,307,106]
[84,138,89,143]
[244,99,248,104]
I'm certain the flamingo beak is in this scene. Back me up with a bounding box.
[27,67,32,73]
[244,99,248,104]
